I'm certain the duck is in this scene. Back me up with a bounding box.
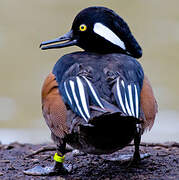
[24,6,157,175]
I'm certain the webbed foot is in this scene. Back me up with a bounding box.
[23,162,72,176]
[102,153,150,164]
[127,153,150,167]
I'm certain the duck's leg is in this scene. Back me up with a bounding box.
[51,143,69,175]
[126,124,152,166]
[23,142,70,176]
[132,124,141,163]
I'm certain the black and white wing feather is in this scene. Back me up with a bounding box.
[113,77,141,118]
[61,76,104,122]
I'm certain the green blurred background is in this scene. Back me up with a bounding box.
[0,0,179,144]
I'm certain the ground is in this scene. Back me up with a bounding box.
[0,142,179,180]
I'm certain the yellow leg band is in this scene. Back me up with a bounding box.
[53,153,65,163]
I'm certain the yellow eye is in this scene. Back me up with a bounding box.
[79,24,87,32]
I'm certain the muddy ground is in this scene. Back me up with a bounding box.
[0,142,179,180]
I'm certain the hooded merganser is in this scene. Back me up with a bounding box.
[24,6,157,175]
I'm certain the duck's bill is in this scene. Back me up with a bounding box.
[40,30,77,50]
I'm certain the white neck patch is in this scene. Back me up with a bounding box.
[93,22,126,50]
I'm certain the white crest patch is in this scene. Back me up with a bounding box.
[93,22,126,50]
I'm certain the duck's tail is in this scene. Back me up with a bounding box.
[75,97,142,153]
[78,110,140,154]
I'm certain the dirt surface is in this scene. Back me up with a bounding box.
[0,142,179,180]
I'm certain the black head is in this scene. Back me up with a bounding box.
[40,6,142,58]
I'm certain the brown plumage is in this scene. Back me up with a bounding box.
[141,75,158,131]
[41,72,68,140]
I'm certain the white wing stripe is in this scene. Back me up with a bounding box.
[121,80,125,87]
[134,85,139,118]
[128,85,135,117]
[124,93,133,116]
[82,76,104,109]
[76,77,90,119]
[69,80,88,121]
[64,82,72,105]
[116,78,127,114]
[121,80,132,116]
[93,23,126,50]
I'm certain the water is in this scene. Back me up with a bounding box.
[0,0,179,144]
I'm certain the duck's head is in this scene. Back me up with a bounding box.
[40,6,142,58]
